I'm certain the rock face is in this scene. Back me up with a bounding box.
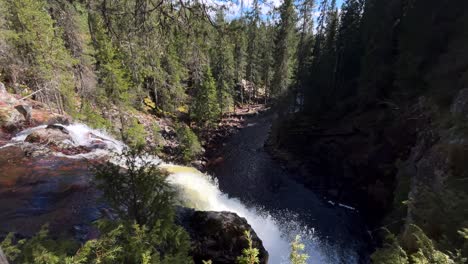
[269,98,436,224]
[0,88,71,134]
[25,125,72,146]
[178,209,268,264]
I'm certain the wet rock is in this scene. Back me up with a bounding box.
[15,104,32,122]
[178,209,268,264]
[25,126,73,150]
[0,104,24,128]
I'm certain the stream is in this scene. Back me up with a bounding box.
[0,113,370,264]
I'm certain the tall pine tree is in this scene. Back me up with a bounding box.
[271,0,296,98]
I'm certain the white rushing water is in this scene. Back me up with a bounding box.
[9,123,335,264]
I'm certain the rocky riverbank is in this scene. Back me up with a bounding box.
[0,88,269,263]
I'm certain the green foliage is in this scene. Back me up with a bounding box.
[191,67,221,126]
[0,225,81,264]
[290,235,309,264]
[371,229,409,264]
[123,118,147,149]
[93,148,174,227]
[89,12,131,105]
[176,124,203,163]
[212,9,235,114]
[1,149,195,263]
[372,226,464,264]
[77,102,111,130]
[271,0,297,98]
[1,220,193,264]
[1,0,76,112]
[237,230,260,264]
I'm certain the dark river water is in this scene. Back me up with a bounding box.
[0,113,371,263]
[208,112,371,263]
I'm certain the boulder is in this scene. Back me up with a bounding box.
[25,125,72,147]
[177,209,268,264]
[0,104,24,128]
[15,104,32,122]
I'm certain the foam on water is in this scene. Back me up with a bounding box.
[7,123,342,264]
[162,164,331,263]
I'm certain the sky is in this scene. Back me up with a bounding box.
[202,0,345,20]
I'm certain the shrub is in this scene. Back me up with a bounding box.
[77,102,111,130]
[93,148,174,227]
[237,230,260,264]
[123,118,147,149]
[1,221,193,264]
[290,235,309,264]
[176,124,203,163]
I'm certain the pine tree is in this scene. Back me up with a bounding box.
[212,9,235,114]
[271,0,296,98]
[191,67,220,126]
[1,0,76,113]
[295,0,315,87]
[88,12,131,105]
[258,20,275,102]
[230,19,247,104]
[246,0,261,99]
[334,0,364,100]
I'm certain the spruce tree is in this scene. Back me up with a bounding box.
[1,0,76,113]
[334,0,364,100]
[191,67,220,126]
[246,0,261,100]
[271,0,296,98]
[295,0,315,110]
[89,12,130,105]
[212,9,235,114]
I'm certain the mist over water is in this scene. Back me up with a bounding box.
[9,122,366,263]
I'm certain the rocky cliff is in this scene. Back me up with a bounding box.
[269,93,468,252]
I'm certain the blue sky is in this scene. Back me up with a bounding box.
[204,0,345,20]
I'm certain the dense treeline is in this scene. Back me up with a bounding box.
[290,0,468,263]
[0,0,285,127]
[1,0,468,262]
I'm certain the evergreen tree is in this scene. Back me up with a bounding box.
[290,235,309,264]
[334,0,364,100]
[246,0,261,99]
[230,19,248,104]
[191,67,220,125]
[88,12,131,105]
[258,21,275,101]
[236,230,260,264]
[94,148,175,227]
[271,0,297,98]
[1,0,76,113]
[295,0,315,87]
[212,9,235,114]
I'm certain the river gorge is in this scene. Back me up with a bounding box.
[0,112,371,263]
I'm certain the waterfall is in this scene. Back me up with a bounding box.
[8,123,340,264]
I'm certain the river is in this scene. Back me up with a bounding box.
[0,113,370,264]
[208,112,371,263]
